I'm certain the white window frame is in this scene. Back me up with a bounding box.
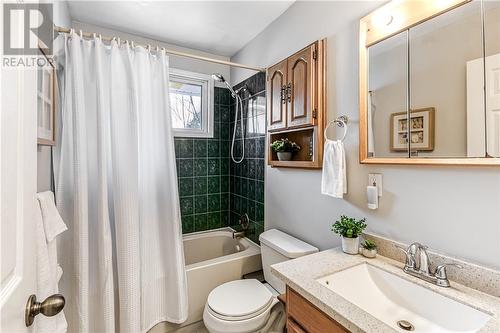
[169,68,214,138]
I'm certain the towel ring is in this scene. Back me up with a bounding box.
[324,115,349,142]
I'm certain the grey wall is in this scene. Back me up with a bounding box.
[231,1,500,269]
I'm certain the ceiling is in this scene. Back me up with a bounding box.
[67,1,295,57]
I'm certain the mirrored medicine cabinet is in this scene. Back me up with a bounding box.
[359,0,500,165]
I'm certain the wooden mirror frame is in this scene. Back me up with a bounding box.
[359,0,500,166]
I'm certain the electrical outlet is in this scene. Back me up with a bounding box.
[368,173,383,197]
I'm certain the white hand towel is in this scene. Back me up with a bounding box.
[36,191,68,242]
[35,191,68,333]
[321,139,347,198]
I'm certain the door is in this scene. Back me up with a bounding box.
[486,53,500,157]
[466,57,486,157]
[287,43,317,128]
[1,6,38,332]
[267,59,288,131]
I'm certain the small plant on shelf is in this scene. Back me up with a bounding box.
[331,215,367,255]
[360,239,377,258]
[270,138,301,161]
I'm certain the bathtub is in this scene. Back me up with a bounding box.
[150,228,262,332]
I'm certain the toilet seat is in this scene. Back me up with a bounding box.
[203,279,282,333]
[206,279,274,321]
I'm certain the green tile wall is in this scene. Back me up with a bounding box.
[176,73,266,244]
[175,87,232,233]
[229,72,266,244]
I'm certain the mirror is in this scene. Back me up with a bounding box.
[368,31,408,158]
[484,1,500,158]
[360,0,500,165]
[409,1,482,158]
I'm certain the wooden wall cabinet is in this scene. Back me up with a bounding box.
[266,40,326,169]
[268,59,288,131]
[285,287,348,333]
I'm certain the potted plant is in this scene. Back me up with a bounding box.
[270,138,301,161]
[331,215,367,255]
[361,239,377,258]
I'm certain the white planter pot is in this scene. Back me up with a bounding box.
[277,152,292,161]
[361,248,377,258]
[341,236,360,255]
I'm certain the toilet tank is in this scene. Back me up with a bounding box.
[258,229,318,294]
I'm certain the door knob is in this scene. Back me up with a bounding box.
[25,294,65,327]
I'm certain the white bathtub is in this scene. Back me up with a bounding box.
[150,228,262,332]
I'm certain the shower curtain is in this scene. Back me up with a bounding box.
[53,31,188,333]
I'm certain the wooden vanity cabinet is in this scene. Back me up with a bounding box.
[266,39,326,169]
[285,287,348,333]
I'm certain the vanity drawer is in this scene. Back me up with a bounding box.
[287,318,307,333]
[287,287,348,333]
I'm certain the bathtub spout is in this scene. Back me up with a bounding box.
[233,231,245,239]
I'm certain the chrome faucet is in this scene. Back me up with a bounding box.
[396,243,462,287]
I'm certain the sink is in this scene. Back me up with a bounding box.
[316,263,491,333]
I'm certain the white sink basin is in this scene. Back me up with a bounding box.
[316,263,491,333]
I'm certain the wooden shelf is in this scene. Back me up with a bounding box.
[268,127,322,169]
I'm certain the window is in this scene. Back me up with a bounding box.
[169,69,214,137]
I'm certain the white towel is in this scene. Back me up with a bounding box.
[37,192,68,242]
[321,139,347,198]
[35,191,68,333]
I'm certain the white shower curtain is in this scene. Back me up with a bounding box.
[53,31,188,333]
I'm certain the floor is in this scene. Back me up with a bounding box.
[148,319,208,333]
[174,321,208,333]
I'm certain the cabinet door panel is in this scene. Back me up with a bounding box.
[288,319,307,333]
[267,60,288,131]
[287,43,316,128]
[287,287,347,333]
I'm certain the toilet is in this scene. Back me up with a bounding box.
[203,229,319,333]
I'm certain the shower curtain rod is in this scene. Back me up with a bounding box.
[54,25,266,73]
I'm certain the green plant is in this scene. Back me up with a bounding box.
[331,215,367,238]
[270,138,301,153]
[361,239,377,250]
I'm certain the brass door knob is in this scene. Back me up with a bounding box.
[25,294,65,327]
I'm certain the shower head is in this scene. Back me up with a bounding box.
[212,73,237,97]
[211,73,225,82]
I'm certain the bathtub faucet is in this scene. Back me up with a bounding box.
[233,231,245,239]
[233,213,249,239]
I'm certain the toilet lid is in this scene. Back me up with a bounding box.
[207,279,273,319]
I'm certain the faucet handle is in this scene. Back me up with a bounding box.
[395,244,417,270]
[434,263,463,279]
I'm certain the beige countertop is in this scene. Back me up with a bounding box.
[271,248,500,333]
